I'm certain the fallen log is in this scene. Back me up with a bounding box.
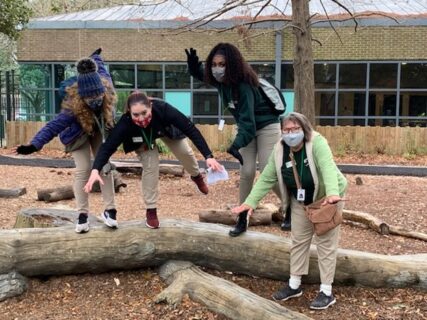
[112,161,184,177]
[1,208,426,290]
[13,208,102,228]
[388,225,427,242]
[343,209,390,235]
[199,208,272,226]
[0,272,28,302]
[156,261,311,320]
[36,172,127,202]
[0,188,27,198]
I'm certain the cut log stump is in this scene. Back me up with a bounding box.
[0,188,26,198]
[156,260,311,320]
[3,208,426,290]
[0,272,28,302]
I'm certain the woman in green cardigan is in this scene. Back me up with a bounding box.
[232,112,347,310]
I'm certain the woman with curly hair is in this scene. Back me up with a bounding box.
[13,48,118,234]
[185,43,289,236]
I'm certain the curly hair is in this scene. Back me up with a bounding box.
[204,43,259,89]
[62,78,116,134]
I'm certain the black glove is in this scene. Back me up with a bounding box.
[227,146,244,165]
[91,47,102,56]
[185,48,201,76]
[16,144,37,155]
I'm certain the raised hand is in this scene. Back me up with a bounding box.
[185,48,201,75]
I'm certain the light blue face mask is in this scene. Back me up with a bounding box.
[211,67,225,82]
[282,131,305,147]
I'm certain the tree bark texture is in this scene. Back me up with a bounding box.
[112,161,184,177]
[198,209,272,226]
[156,261,312,320]
[0,188,27,198]
[2,209,426,290]
[0,271,28,302]
[292,0,315,123]
[343,209,390,235]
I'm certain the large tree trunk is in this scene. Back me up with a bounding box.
[292,0,315,122]
[156,261,312,320]
[1,208,426,290]
[199,208,273,226]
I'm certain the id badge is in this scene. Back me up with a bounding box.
[218,119,225,131]
[285,161,293,168]
[297,188,305,201]
[132,136,143,143]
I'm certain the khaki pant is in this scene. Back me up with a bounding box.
[289,196,344,285]
[136,137,200,209]
[239,123,281,203]
[71,132,115,214]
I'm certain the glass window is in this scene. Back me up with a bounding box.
[400,63,427,89]
[338,92,366,116]
[251,63,275,85]
[314,63,336,88]
[192,117,220,125]
[109,64,135,89]
[165,92,191,116]
[339,63,367,88]
[337,118,365,126]
[399,93,427,117]
[315,92,335,116]
[19,89,53,121]
[193,92,218,116]
[54,64,76,88]
[146,91,163,99]
[280,64,294,89]
[368,92,396,117]
[19,64,52,89]
[137,64,162,89]
[165,65,190,89]
[399,118,426,127]
[369,63,397,88]
[115,90,133,115]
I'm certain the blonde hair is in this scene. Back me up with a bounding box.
[62,78,116,134]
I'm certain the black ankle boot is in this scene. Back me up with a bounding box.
[280,206,292,231]
[229,210,249,237]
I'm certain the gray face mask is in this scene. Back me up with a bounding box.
[211,67,225,82]
[282,131,305,147]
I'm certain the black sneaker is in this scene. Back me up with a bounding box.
[310,291,336,310]
[272,285,302,301]
[229,210,249,237]
[101,208,118,228]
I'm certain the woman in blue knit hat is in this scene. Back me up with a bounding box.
[13,48,118,234]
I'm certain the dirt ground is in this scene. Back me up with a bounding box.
[0,148,426,320]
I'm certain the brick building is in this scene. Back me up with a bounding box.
[16,3,427,127]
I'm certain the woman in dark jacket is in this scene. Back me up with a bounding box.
[84,91,222,229]
[13,48,118,234]
[185,43,290,235]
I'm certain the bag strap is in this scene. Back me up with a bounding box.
[289,151,302,190]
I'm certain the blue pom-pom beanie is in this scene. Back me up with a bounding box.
[76,58,105,98]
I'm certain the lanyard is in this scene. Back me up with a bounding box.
[93,114,105,143]
[290,146,305,188]
[141,127,153,150]
[299,147,305,182]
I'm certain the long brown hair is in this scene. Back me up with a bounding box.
[62,78,116,134]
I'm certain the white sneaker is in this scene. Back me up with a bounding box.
[101,209,118,228]
[75,213,90,233]
[75,221,90,233]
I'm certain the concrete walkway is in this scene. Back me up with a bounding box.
[1,155,426,177]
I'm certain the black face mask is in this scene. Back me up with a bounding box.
[88,98,103,111]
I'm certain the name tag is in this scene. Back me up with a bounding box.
[285,161,293,168]
[228,101,235,109]
[132,136,143,143]
[297,188,306,201]
[218,119,225,131]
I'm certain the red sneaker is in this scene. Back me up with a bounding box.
[146,208,159,229]
[191,174,209,195]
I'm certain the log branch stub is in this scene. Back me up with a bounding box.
[0,271,28,302]
[0,188,27,198]
[156,260,312,320]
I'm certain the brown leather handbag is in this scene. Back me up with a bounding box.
[290,151,342,236]
[304,198,342,236]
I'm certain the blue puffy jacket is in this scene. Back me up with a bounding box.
[30,54,113,150]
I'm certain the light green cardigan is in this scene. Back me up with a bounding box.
[244,131,348,209]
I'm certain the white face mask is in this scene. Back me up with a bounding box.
[211,67,225,82]
[282,131,305,147]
